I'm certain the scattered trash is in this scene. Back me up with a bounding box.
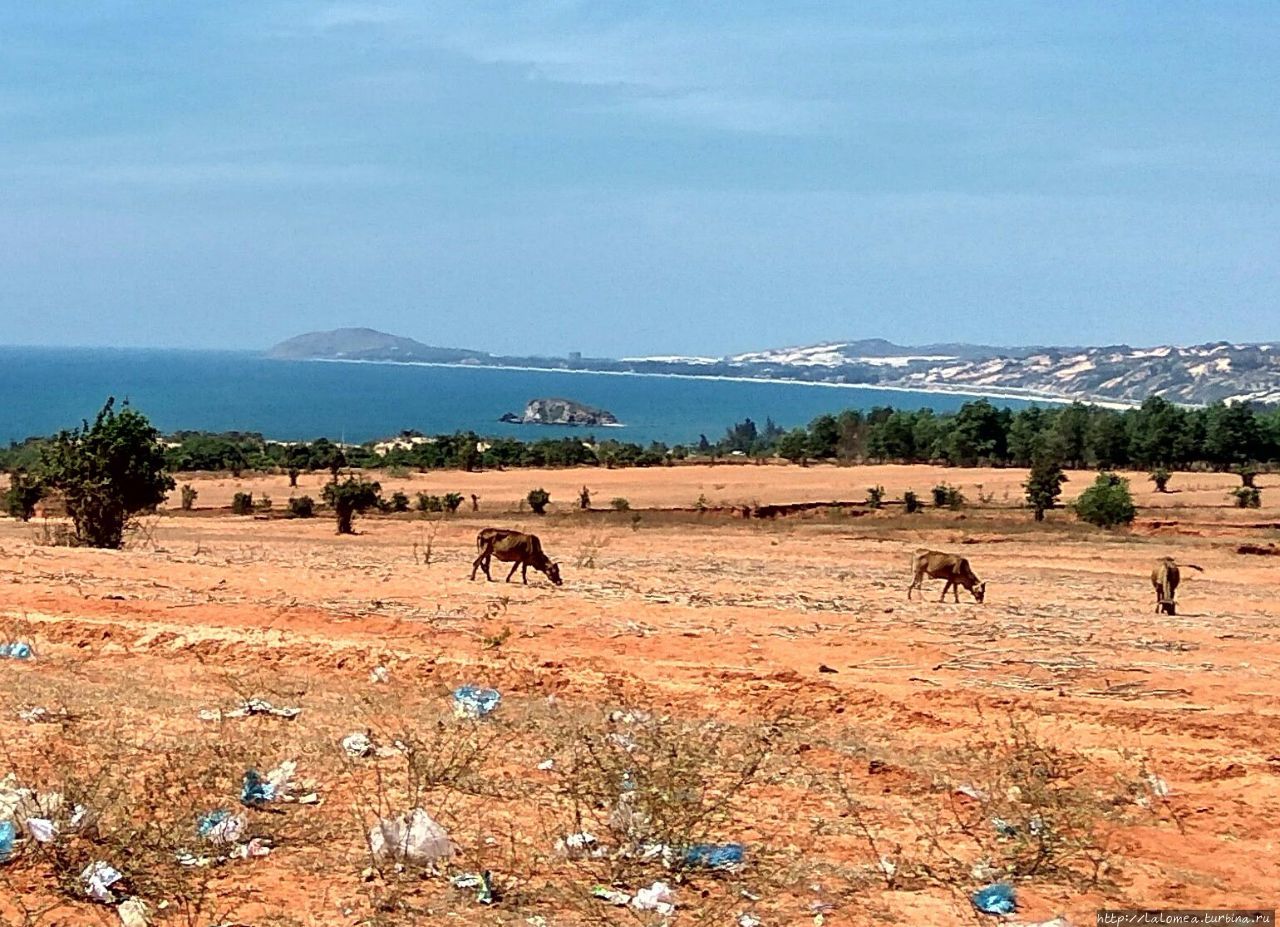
[954,784,987,801]
[992,817,1018,837]
[240,770,275,807]
[0,820,15,862]
[197,810,247,846]
[632,881,676,917]
[25,817,56,843]
[369,665,390,684]
[342,732,374,758]
[451,870,496,904]
[971,883,1016,916]
[1022,918,1072,927]
[537,759,555,771]
[198,699,301,722]
[682,843,745,870]
[368,808,453,866]
[556,832,605,859]
[117,897,150,927]
[19,706,63,723]
[592,886,631,906]
[876,855,897,880]
[739,915,762,927]
[229,838,272,860]
[1146,774,1171,798]
[452,685,501,719]
[82,861,124,904]
[970,859,1000,882]
[0,642,32,660]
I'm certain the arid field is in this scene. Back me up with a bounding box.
[2,462,1279,925]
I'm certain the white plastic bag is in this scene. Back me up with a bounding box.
[368,808,453,866]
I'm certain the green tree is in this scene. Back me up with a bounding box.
[5,470,43,521]
[1148,468,1171,492]
[526,487,551,515]
[1051,402,1091,469]
[1087,410,1131,469]
[1024,455,1068,521]
[1205,402,1263,469]
[944,400,1008,466]
[1074,472,1136,528]
[322,476,382,534]
[775,429,810,465]
[40,399,174,548]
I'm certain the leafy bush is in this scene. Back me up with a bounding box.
[610,497,631,511]
[1074,472,1136,527]
[932,483,966,509]
[231,492,254,516]
[866,485,885,509]
[288,495,314,517]
[390,490,410,513]
[179,484,197,511]
[5,471,43,521]
[1025,456,1068,521]
[902,490,922,513]
[255,494,272,512]
[1148,467,1171,492]
[442,492,464,513]
[527,488,551,515]
[39,399,174,548]
[1237,464,1259,488]
[287,466,300,487]
[1231,486,1262,508]
[579,486,591,509]
[323,477,382,534]
[416,492,442,513]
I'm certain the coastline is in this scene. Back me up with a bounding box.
[298,356,1137,409]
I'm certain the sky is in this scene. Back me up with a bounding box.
[1,1,1278,357]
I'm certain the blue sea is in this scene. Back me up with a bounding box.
[0,347,1031,446]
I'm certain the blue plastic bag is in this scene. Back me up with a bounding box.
[971,883,1016,915]
[241,769,275,807]
[452,686,501,718]
[683,843,745,869]
[0,820,15,861]
[1,642,32,660]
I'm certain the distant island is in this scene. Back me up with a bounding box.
[501,398,619,427]
[265,327,1280,406]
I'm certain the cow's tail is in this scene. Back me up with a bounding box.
[1183,563,1205,572]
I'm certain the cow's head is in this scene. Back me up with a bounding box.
[545,562,563,586]
[971,581,986,604]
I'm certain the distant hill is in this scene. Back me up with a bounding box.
[267,328,1280,406]
[267,328,490,363]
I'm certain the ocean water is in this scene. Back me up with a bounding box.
[0,347,1029,446]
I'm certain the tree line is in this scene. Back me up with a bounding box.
[4,396,1280,478]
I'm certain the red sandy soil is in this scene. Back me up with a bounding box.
[2,462,1279,925]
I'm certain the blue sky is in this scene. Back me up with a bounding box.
[1,1,1277,355]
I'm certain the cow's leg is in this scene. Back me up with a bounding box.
[470,553,482,581]
[907,571,923,600]
[521,563,529,584]
[938,580,951,602]
[953,584,961,603]
[505,560,520,583]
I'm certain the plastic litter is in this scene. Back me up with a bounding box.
[452,685,501,719]
[954,783,987,801]
[0,819,15,862]
[342,732,375,758]
[240,770,275,807]
[537,759,555,771]
[556,832,604,859]
[992,817,1018,837]
[739,915,762,927]
[117,897,150,927]
[19,706,59,723]
[971,883,1016,915]
[82,861,123,903]
[1,642,32,660]
[682,843,745,870]
[592,886,631,906]
[369,666,390,684]
[1146,774,1171,798]
[229,837,272,859]
[451,870,496,904]
[368,808,453,866]
[198,698,301,722]
[26,817,56,843]
[632,881,676,917]
[197,810,247,845]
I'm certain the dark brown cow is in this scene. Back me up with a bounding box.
[907,548,986,603]
[1151,557,1202,615]
[470,529,563,586]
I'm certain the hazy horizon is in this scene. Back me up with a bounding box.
[2,3,1278,354]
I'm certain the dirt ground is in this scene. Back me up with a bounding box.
[2,462,1279,925]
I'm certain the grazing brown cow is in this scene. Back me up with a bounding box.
[907,548,986,603]
[470,529,563,586]
[1151,557,1203,615]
